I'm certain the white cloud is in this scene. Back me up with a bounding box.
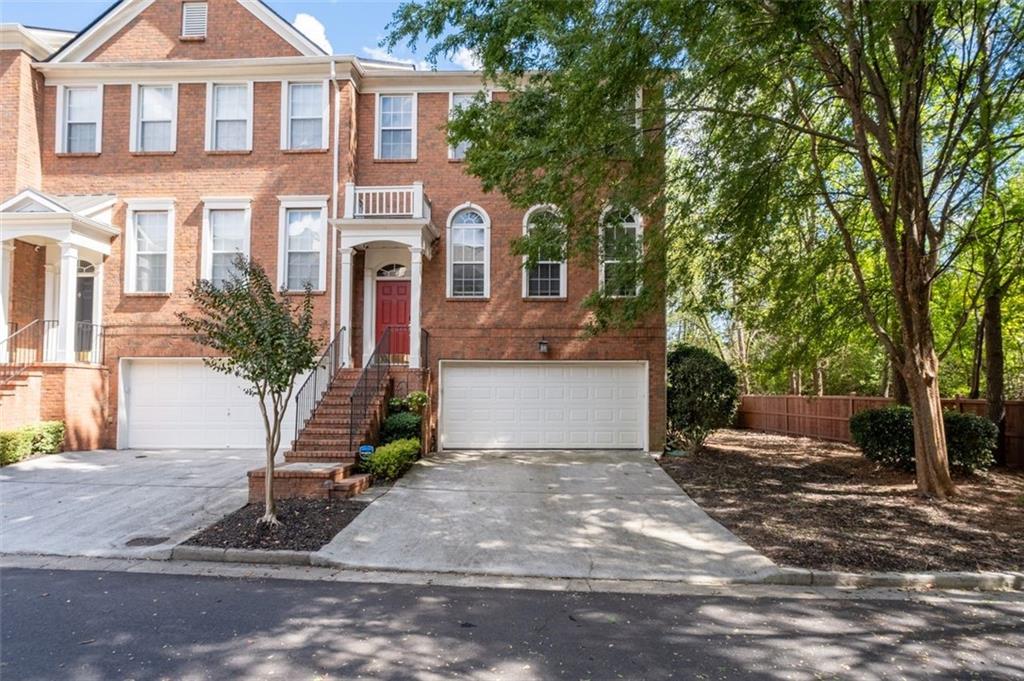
[293,13,333,54]
[361,46,431,71]
[451,47,482,71]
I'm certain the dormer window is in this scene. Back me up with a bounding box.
[181,2,208,38]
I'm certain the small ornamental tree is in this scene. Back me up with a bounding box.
[667,345,740,452]
[177,256,319,526]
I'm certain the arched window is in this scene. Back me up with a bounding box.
[600,209,641,297]
[522,206,566,298]
[77,260,97,275]
[376,263,408,278]
[447,205,490,298]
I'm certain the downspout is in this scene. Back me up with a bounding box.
[329,58,340,342]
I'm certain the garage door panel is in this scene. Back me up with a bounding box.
[441,362,646,450]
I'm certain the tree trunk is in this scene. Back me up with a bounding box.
[984,282,1006,466]
[789,368,802,395]
[892,359,910,405]
[262,436,278,524]
[813,360,825,396]
[968,317,985,399]
[901,350,957,499]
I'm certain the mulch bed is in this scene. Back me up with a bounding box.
[660,429,1024,573]
[184,498,366,552]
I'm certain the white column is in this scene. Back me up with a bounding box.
[0,242,13,340]
[409,246,423,369]
[412,182,424,219]
[43,263,57,361]
[58,243,78,363]
[339,247,354,367]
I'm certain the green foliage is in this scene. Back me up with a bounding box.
[666,345,739,451]
[388,396,410,413]
[406,390,429,413]
[362,438,421,481]
[381,411,422,444]
[850,407,997,473]
[0,421,65,466]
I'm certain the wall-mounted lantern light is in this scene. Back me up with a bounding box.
[538,338,549,354]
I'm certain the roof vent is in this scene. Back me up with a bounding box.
[181,2,208,38]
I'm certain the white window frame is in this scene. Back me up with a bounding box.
[446,202,491,299]
[205,82,254,152]
[277,196,329,292]
[521,204,567,299]
[447,91,477,161]
[124,198,175,294]
[279,80,329,151]
[374,93,417,160]
[201,198,252,284]
[599,208,643,298]
[55,84,103,154]
[129,83,178,153]
[181,2,208,37]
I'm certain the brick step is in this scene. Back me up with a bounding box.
[298,427,358,438]
[247,461,358,502]
[284,451,357,464]
[329,474,372,499]
[293,436,352,448]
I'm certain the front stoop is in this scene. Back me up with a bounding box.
[247,462,371,502]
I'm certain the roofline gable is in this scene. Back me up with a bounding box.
[0,189,70,213]
[48,0,326,64]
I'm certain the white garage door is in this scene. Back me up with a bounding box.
[440,362,648,450]
[122,359,297,449]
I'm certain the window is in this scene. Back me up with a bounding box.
[181,2,208,37]
[522,206,566,298]
[377,263,407,278]
[449,92,474,160]
[60,86,102,153]
[376,94,415,159]
[281,81,326,150]
[600,210,641,297]
[202,200,250,287]
[278,198,327,291]
[207,83,252,151]
[124,199,175,294]
[447,206,489,298]
[132,84,176,152]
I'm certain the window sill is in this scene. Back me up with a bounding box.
[56,152,100,158]
[123,292,172,298]
[283,148,328,154]
[131,151,175,157]
[281,289,326,296]
[179,35,206,42]
[445,296,489,302]
[523,296,568,302]
[206,149,252,156]
[448,158,465,163]
[373,158,418,163]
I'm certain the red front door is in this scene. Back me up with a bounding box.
[376,280,411,355]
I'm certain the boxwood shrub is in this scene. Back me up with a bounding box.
[362,437,421,481]
[849,406,997,473]
[380,411,421,444]
[666,344,739,452]
[0,421,65,466]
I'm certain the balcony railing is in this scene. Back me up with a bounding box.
[343,182,431,221]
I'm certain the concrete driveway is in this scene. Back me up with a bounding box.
[315,450,776,582]
[0,449,263,559]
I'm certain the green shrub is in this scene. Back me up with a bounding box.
[388,396,410,413]
[666,345,740,452]
[850,406,997,473]
[362,437,420,481]
[406,390,429,412]
[0,421,65,466]
[381,411,422,444]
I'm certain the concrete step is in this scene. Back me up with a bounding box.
[329,474,372,499]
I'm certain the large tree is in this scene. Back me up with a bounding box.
[389,0,1024,498]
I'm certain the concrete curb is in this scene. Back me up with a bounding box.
[169,545,311,566]
[759,567,1024,591]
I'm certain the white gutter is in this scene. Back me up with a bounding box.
[329,58,341,342]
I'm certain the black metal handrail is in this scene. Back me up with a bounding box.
[420,328,430,370]
[349,326,393,450]
[0,319,59,384]
[74,322,105,365]
[294,325,346,444]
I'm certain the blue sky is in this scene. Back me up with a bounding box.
[0,0,472,69]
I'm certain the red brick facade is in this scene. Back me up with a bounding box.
[1,0,666,452]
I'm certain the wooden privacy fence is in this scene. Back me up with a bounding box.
[737,395,1024,468]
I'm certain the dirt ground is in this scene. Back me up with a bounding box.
[184,499,366,552]
[659,429,1024,573]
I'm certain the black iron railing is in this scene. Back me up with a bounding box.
[74,322,105,365]
[0,319,59,384]
[349,326,393,450]
[294,326,346,444]
[420,328,430,370]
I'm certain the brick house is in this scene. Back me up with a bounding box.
[0,0,666,458]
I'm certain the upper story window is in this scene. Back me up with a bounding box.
[131,84,176,153]
[278,198,327,291]
[376,94,416,160]
[202,199,251,288]
[282,82,326,150]
[207,83,252,152]
[58,85,102,154]
[522,206,566,298]
[600,210,641,297]
[447,205,490,298]
[124,199,175,294]
[181,2,208,38]
[449,92,475,161]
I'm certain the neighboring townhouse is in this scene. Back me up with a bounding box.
[0,0,666,457]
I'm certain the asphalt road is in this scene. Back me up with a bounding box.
[2,568,1022,680]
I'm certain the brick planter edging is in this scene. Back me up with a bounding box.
[170,545,311,566]
[756,567,1024,591]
